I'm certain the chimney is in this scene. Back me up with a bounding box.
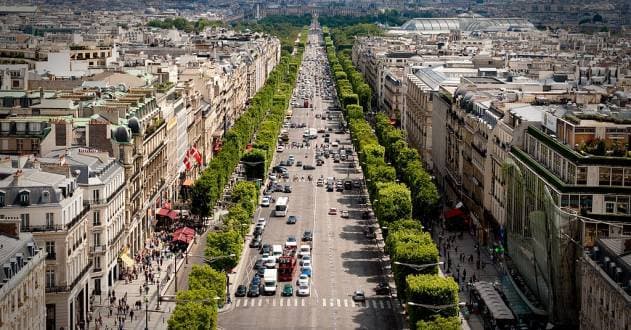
[12,170,23,186]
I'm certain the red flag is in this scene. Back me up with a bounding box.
[183,148,192,170]
[191,147,202,165]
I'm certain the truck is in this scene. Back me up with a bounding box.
[278,246,297,281]
[263,269,278,295]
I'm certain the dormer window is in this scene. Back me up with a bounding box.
[18,190,30,206]
[0,191,4,207]
[42,191,49,203]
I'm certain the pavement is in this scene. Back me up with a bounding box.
[430,217,503,330]
[218,27,400,330]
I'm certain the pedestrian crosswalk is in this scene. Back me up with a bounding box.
[233,297,392,310]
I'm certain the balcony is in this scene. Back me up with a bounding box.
[65,203,90,230]
[89,245,105,254]
[45,261,92,293]
[22,224,64,233]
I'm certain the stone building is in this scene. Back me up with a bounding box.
[0,220,46,330]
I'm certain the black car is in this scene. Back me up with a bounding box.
[287,215,298,224]
[248,284,260,297]
[249,236,262,248]
[302,230,313,241]
[336,184,344,192]
[260,244,271,254]
[303,164,315,170]
[326,184,334,192]
[235,284,247,297]
[273,166,287,173]
[253,227,263,236]
[344,180,352,190]
[254,259,264,269]
[256,265,266,277]
[284,185,292,193]
[375,281,391,295]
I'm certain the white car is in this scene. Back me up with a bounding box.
[298,245,311,258]
[256,218,266,228]
[276,145,285,152]
[265,256,277,268]
[296,274,309,286]
[269,174,277,182]
[298,283,311,296]
[261,196,270,207]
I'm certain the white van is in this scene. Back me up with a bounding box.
[272,244,283,257]
[299,245,311,258]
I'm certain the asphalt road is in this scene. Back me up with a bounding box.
[218,26,398,330]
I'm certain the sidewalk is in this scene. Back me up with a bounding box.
[431,220,502,330]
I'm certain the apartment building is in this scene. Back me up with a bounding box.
[0,64,28,90]
[580,238,631,330]
[504,106,631,325]
[0,220,46,330]
[0,164,91,330]
[38,149,126,297]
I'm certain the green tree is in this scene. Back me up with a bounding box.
[230,181,258,216]
[406,275,459,325]
[205,230,243,271]
[188,264,227,302]
[168,289,218,330]
[241,149,266,179]
[416,316,461,330]
[374,182,412,224]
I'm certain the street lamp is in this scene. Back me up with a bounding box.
[394,261,444,272]
[406,301,465,311]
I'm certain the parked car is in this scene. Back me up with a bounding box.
[375,281,391,295]
[249,236,262,248]
[352,289,366,302]
[302,230,313,241]
[303,164,316,170]
[284,185,292,193]
[261,196,271,207]
[282,284,294,296]
[276,145,285,152]
[248,284,260,297]
[287,215,298,224]
[328,208,338,215]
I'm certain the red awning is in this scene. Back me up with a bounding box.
[444,208,465,220]
[172,227,195,244]
[156,208,177,220]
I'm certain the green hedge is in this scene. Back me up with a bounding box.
[416,316,461,330]
[406,274,459,327]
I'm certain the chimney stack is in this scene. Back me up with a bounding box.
[12,169,23,186]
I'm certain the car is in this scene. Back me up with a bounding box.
[296,160,303,167]
[256,265,265,277]
[288,155,295,162]
[353,180,362,189]
[249,236,262,248]
[328,208,338,215]
[352,289,366,302]
[303,164,315,170]
[336,184,344,192]
[300,255,312,266]
[272,166,287,173]
[261,196,271,207]
[302,230,313,241]
[284,185,292,193]
[296,274,309,286]
[298,283,311,296]
[326,184,334,192]
[254,259,264,269]
[235,284,247,297]
[253,227,263,236]
[316,178,324,187]
[375,281,391,295]
[316,159,324,166]
[248,284,260,297]
[269,173,277,181]
[285,236,297,248]
[298,245,311,258]
[265,256,277,268]
[301,266,312,277]
[251,275,261,286]
[287,215,298,224]
[260,244,271,254]
[344,180,352,190]
[282,284,294,296]
[276,145,285,152]
[256,218,266,228]
[341,210,349,218]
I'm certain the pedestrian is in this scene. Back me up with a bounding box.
[463,268,467,280]
[109,307,112,317]
[455,245,458,253]
[130,310,134,321]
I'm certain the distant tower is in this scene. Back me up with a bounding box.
[256,3,260,20]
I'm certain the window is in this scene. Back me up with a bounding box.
[20,214,29,228]
[616,196,629,215]
[93,233,101,247]
[611,168,624,186]
[93,211,100,226]
[0,192,4,207]
[16,139,23,151]
[42,191,49,203]
[19,191,29,205]
[624,169,631,186]
[605,195,616,213]
[92,190,100,202]
[599,167,611,186]
[45,213,54,227]
[577,167,588,185]
[30,139,38,151]
[45,270,55,288]
[94,256,101,270]
[45,242,56,260]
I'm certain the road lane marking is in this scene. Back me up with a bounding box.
[236,299,241,307]
[385,300,391,308]
[258,299,262,307]
[337,299,341,307]
[243,299,248,307]
[344,299,348,307]
[294,298,298,307]
[330,299,334,307]
[302,299,305,307]
[280,299,284,307]
[371,300,378,308]
[272,299,276,307]
[379,300,384,309]
[322,298,326,307]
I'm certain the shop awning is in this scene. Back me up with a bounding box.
[444,208,465,219]
[182,178,194,186]
[119,254,135,268]
[156,208,178,220]
[172,227,195,244]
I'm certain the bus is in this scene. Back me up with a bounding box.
[275,196,289,216]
